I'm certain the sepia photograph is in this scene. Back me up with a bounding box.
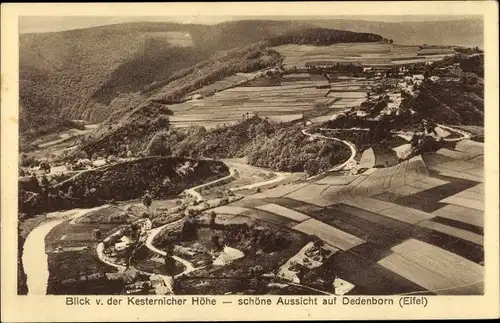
[16,13,487,297]
[2,2,499,321]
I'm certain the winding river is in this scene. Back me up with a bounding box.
[22,206,107,295]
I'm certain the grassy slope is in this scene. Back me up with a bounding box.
[19,20,312,137]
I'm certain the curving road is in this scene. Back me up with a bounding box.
[184,168,239,202]
[145,222,196,275]
[301,128,358,175]
[437,124,471,142]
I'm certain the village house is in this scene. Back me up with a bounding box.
[333,277,355,295]
[137,218,152,233]
[356,110,369,117]
[114,235,134,251]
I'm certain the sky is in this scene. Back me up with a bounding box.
[19,15,481,34]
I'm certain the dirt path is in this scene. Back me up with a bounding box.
[93,218,195,294]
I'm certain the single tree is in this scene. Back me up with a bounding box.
[146,131,171,156]
[211,234,223,252]
[209,211,217,227]
[142,191,152,214]
[92,228,102,242]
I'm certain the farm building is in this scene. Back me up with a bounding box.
[356,110,369,117]
[138,218,152,233]
[213,246,244,266]
[333,277,355,295]
[115,236,134,251]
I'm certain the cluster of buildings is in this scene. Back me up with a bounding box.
[375,73,439,117]
[381,92,403,116]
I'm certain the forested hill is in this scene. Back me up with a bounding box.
[20,20,387,144]
[19,20,313,140]
[268,28,386,46]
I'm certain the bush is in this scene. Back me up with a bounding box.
[19,154,39,168]
[154,115,170,129]
[146,131,171,156]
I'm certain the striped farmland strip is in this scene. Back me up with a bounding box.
[256,204,311,222]
[323,250,430,295]
[314,207,396,243]
[287,184,339,207]
[378,253,483,295]
[392,239,484,276]
[417,220,483,246]
[432,204,483,228]
[439,195,484,211]
[333,203,410,231]
[407,177,449,190]
[435,148,477,160]
[341,196,399,213]
[293,218,365,251]
[240,209,298,227]
[379,239,483,295]
[210,206,249,215]
[377,205,435,224]
[430,216,483,235]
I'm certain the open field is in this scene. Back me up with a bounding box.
[144,31,194,47]
[293,218,366,250]
[272,43,455,68]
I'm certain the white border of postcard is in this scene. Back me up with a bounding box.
[2,1,499,321]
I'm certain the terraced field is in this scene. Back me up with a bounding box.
[168,73,354,128]
[272,43,455,68]
[216,138,484,295]
[167,73,374,129]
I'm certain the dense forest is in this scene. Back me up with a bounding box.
[401,54,484,126]
[401,75,483,126]
[19,20,314,142]
[19,22,388,143]
[19,157,229,216]
[76,116,351,176]
[267,28,386,46]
